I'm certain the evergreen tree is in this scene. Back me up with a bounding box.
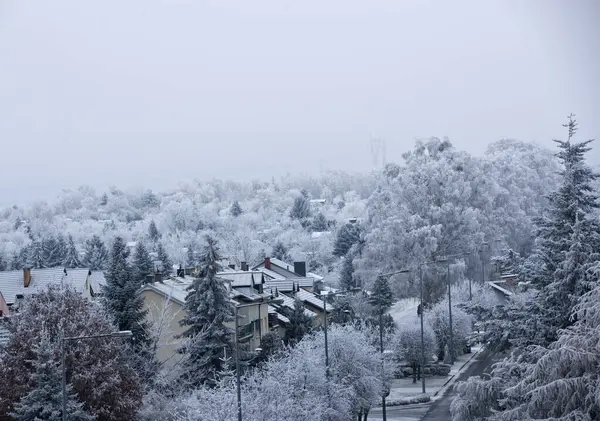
[102,237,150,348]
[56,234,68,266]
[0,254,6,271]
[100,193,108,206]
[271,241,291,262]
[178,236,234,387]
[10,335,94,421]
[186,245,197,268]
[42,236,59,268]
[339,253,356,291]
[284,298,313,345]
[333,223,361,257]
[82,235,108,270]
[230,201,243,217]
[156,243,173,275]
[26,238,45,269]
[148,220,160,242]
[530,115,600,288]
[369,276,394,313]
[132,242,154,285]
[63,234,81,268]
[289,195,311,220]
[311,212,328,232]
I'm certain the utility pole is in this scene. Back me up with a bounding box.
[234,306,242,421]
[447,261,454,365]
[61,334,66,421]
[419,265,426,393]
[379,296,387,421]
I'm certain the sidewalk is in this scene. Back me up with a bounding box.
[385,345,483,406]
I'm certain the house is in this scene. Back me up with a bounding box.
[252,257,324,283]
[141,271,281,375]
[487,278,515,303]
[0,268,106,308]
[0,291,9,317]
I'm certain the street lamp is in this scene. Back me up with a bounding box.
[234,297,283,421]
[433,252,470,365]
[375,269,410,421]
[61,330,133,421]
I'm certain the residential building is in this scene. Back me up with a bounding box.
[141,271,282,375]
[0,267,105,309]
[0,291,9,317]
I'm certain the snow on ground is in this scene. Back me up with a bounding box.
[388,298,420,329]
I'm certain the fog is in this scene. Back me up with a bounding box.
[0,0,598,205]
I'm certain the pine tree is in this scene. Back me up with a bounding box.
[230,201,243,217]
[56,234,67,266]
[132,242,154,285]
[284,298,313,345]
[102,237,150,348]
[369,276,394,313]
[289,195,311,220]
[271,241,291,262]
[10,335,94,421]
[42,235,66,268]
[156,243,173,275]
[311,212,328,232]
[333,223,361,257]
[148,220,160,242]
[339,253,356,291]
[178,236,234,387]
[26,238,45,269]
[63,234,81,268]
[186,245,197,268]
[82,235,108,270]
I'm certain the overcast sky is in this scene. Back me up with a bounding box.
[0,0,598,205]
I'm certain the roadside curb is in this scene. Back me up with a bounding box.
[433,346,483,397]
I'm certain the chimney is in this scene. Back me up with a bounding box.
[228,264,235,270]
[241,261,248,271]
[294,261,306,277]
[145,274,154,284]
[264,257,271,270]
[23,268,31,287]
[154,272,163,283]
[177,268,185,278]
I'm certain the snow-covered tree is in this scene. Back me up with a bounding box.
[132,241,154,284]
[82,235,108,270]
[311,212,328,232]
[0,284,142,421]
[178,236,235,387]
[289,195,311,220]
[394,320,437,383]
[102,237,150,347]
[63,234,81,268]
[148,220,160,242]
[26,238,45,268]
[428,298,471,363]
[333,223,361,257]
[0,254,6,271]
[271,240,291,262]
[9,335,94,421]
[283,298,313,345]
[369,275,394,312]
[230,201,243,217]
[339,254,356,291]
[156,243,173,275]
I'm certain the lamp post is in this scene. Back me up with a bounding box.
[376,269,410,421]
[61,330,133,421]
[234,297,283,421]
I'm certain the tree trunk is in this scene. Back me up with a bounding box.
[413,362,417,384]
[363,409,369,421]
[417,363,421,381]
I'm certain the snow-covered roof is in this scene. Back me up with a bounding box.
[311,231,331,239]
[295,289,333,312]
[487,280,514,297]
[218,271,265,287]
[255,257,325,282]
[264,278,314,293]
[268,305,290,324]
[271,294,316,318]
[142,279,190,305]
[0,268,105,305]
[310,199,326,204]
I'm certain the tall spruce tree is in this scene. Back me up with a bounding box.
[339,253,356,291]
[26,238,45,269]
[311,212,328,232]
[156,243,173,275]
[178,236,234,387]
[132,242,154,285]
[333,223,361,257]
[230,201,243,217]
[284,298,313,345]
[62,234,81,268]
[289,195,311,220]
[102,237,150,348]
[9,335,94,421]
[82,235,108,270]
[148,220,160,242]
[369,276,394,312]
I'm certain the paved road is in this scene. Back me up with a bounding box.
[369,349,501,421]
[421,349,500,421]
